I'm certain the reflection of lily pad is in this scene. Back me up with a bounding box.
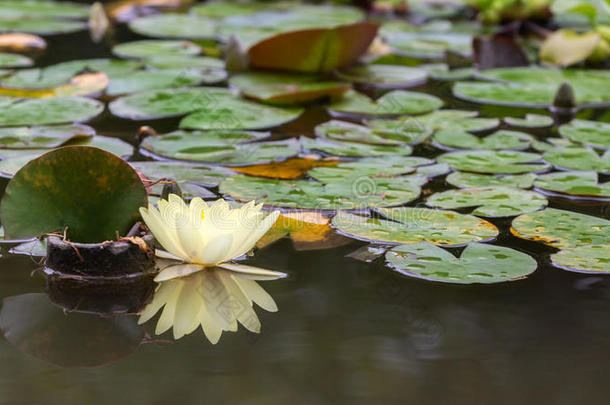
[386,242,536,284]
[328,89,443,116]
[551,245,610,274]
[533,171,609,199]
[128,14,216,40]
[438,150,549,174]
[0,146,148,242]
[0,96,103,126]
[301,136,412,157]
[333,208,498,246]
[504,114,553,128]
[454,67,610,107]
[559,119,610,150]
[335,64,427,88]
[113,40,202,59]
[427,186,548,217]
[220,175,421,210]
[433,129,534,150]
[543,146,610,173]
[511,208,610,249]
[130,161,235,188]
[446,172,536,189]
[229,71,350,104]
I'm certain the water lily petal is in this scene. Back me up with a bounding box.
[217,262,287,280]
[155,264,204,282]
[199,233,234,265]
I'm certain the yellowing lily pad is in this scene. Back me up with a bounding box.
[332,208,498,246]
[551,245,610,274]
[511,208,610,249]
[328,89,443,117]
[0,124,94,149]
[427,186,548,217]
[432,129,534,150]
[559,119,610,150]
[438,150,549,174]
[533,171,610,199]
[446,172,537,189]
[386,242,537,284]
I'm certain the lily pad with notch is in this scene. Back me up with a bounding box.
[316,119,431,145]
[106,69,210,96]
[0,96,103,126]
[446,172,537,189]
[385,242,537,284]
[504,114,554,129]
[0,124,94,149]
[130,161,236,188]
[438,150,550,174]
[128,13,216,40]
[335,64,427,88]
[533,171,610,199]
[332,208,498,246]
[328,89,443,117]
[113,40,202,59]
[432,129,535,150]
[551,244,610,274]
[427,186,548,217]
[307,156,433,182]
[558,119,610,150]
[405,109,500,132]
[543,146,610,173]
[300,136,412,157]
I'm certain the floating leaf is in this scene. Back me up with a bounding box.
[559,119,610,150]
[511,208,610,249]
[229,71,350,104]
[231,157,337,180]
[533,171,609,199]
[144,55,224,70]
[335,64,427,88]
[333,208,498,246]
[328,89,443,116]
[0,146,148,242]
[128,13,216,40]
[301,136,412,157]
[0,52,31,68]
[504,114,554,128]
[551,245,610,274]
[307,156,433,182]
[220,175,422,210]
[0,124,94,149]
[446,172,537,189]
[408,109,500,132]
[317,119,431,145]
[0,96,103,126]
[105,69,207,96]
[543,146,610,173]
[0,1,89,19]
[0,18,86,36]
[0,72,108,98]
[427,186,548,217]
[130,161,235,188]
[540,29,602,67]
[110,87,303,130]
[438,150,549,174]
[432,129,534,150]
[454,67,610,107]
[386,242,537,284]
[113,39,201,59]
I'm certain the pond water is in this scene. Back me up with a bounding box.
[0,2,610,405]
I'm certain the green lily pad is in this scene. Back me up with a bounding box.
[454,67,610,107]
[316,120,418,145]
[551,245,610,274]
[229,71,350,105]
[504,114,554,129]
[559,119,610,149]
[531,138,575,152]
[386,242,537,284]
[0,96,103,126]
[328,90,443,117]
[144,55,224,71]
[335,64,427,88]
[149,181,216,201]
[533,171,610,199]
[409,109,500,132]
[192,1,274,18]
[128,14,216,40]
[446,172,537,189]
[384,31,472,58]
[362,118,433,145]
[220,174,422,210]
[427,186,548,217]
[300,136,412,157]
[511,208,610,249]
[106,69,208,96]
[543,146,610,173]
[130,161,235,187]
[307,156,433,182]
[113,40,202,59]
[0,18,85,35]
[0,124,94,149]
[429,67,476,81]
[110,87,303,130]
[332,208,498,246]
[438,150,549,174]
[432,129,534,150]
[143,135,299,166]
[0,52,32,68]
[0,1,89,19]
[0,146,148,242]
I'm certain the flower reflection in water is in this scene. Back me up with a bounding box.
[138,265,286,343]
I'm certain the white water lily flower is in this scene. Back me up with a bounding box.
[139,195,281,281]
[138,266,283,343]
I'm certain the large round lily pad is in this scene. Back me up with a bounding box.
[533,171,609,199]
[128,14,216,40]
[432,129,534,150]
[446,172,537,189]
[543,146,610,173]
[438,150,550,174]
[511,208,610,249]
[332,208,498,246]
[328,90,443,117]
[454,67,610,107]
[0,96,103,126]
[551,245,610,274]
[427,186,548,217]
[386,242,537,284]
[220,175,422,210]
[0,146,148,242]
[559,119,610,150]
[335,64,427,88]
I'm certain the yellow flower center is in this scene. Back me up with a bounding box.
[201,209,205,220]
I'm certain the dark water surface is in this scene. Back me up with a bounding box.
[1,14,610,405]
